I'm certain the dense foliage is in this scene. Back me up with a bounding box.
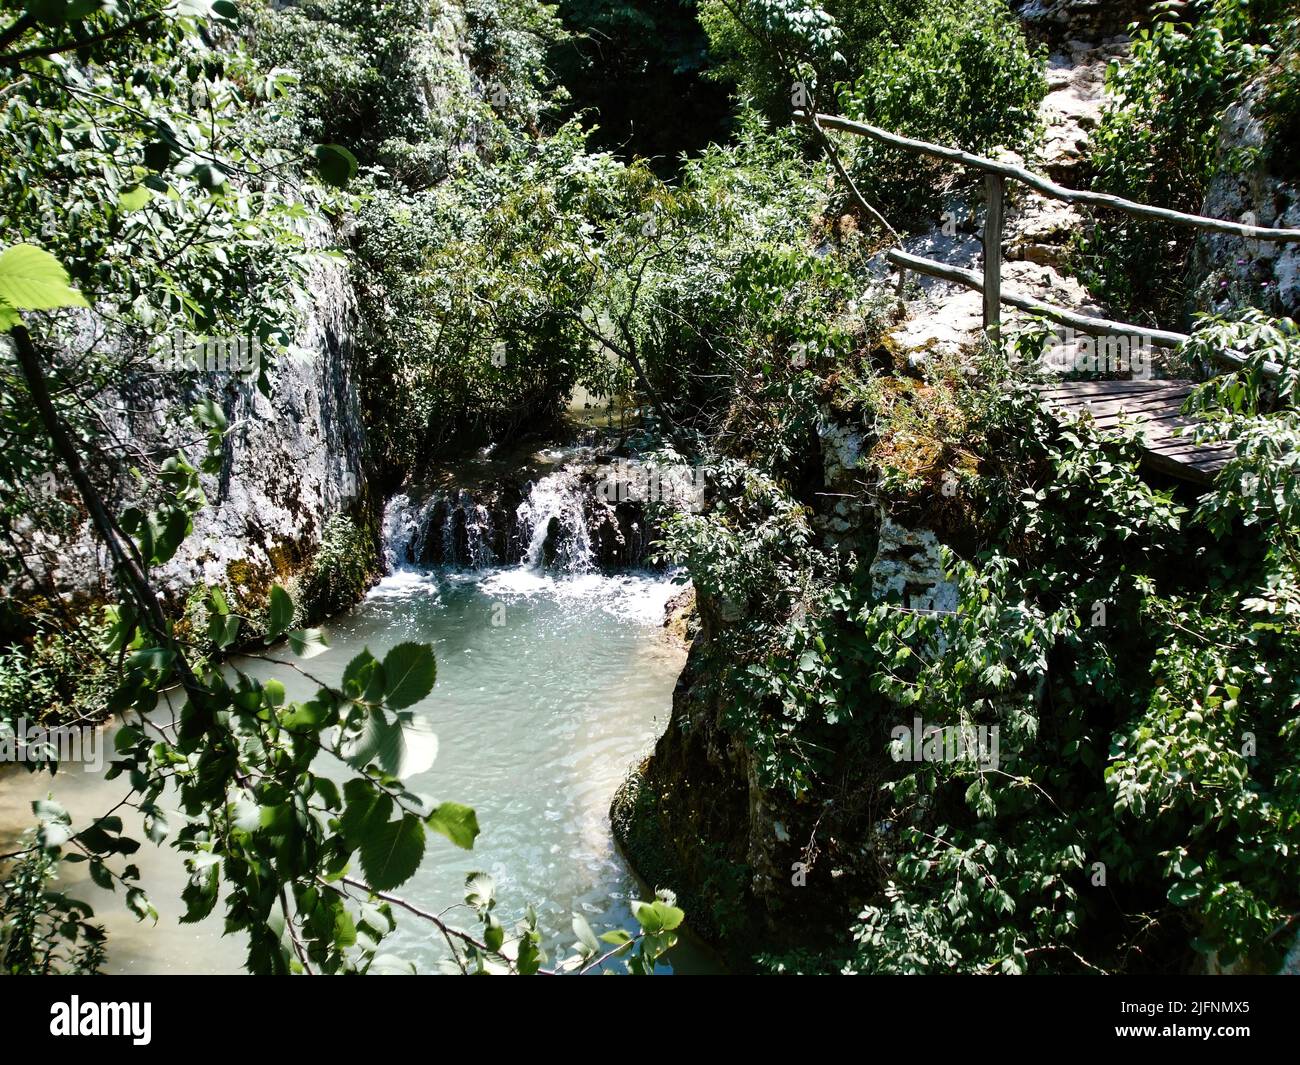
[700,0,1044,223]
[1080,0,1297,325]
[0,0,679,975]
[660,312,1300,974]
[3,0,1297,981]
[549,0,730,167]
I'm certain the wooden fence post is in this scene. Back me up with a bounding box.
[983,173,1004,344]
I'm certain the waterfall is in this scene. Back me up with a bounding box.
[515,470,594,573]
[382,493,421,569]
[460,490,497,568]
[381,468,600,574]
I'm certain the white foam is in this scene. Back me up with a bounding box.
[366,569,443,601]
[476,566,683,624]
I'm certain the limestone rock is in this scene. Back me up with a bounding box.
[1191,86,1300,318]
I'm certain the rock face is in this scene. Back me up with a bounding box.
[813,414,873,548]
[1013,0,1148,44]
[612,585,844,965]
[7,245,368,618]
[869,517,957,613]
[1192,85,1300,319]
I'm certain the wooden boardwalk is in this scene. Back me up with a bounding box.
[1032,379,1233,485]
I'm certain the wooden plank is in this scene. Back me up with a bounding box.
[1087,406,1201,426]
[1050,395,1193,420]
[1037,380,1183,396]
[1036,379,1188,396]
[1143,449,1216,485]
[1032,379,1230,485]
[803,111,1300,242]
[1037,386,1185,405]
[1085,409,1198,429]
[984,174,1004,343]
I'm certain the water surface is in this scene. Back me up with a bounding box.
[1,567,709,974]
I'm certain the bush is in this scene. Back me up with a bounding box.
[352,123,635,469]
[838,0,1045,223]
[698,0,1045,226]
[731,318,1300,972]
[299,515,380,620]
[1079,0,1288,325]
[0,838,105,975]
[0,622,112,734]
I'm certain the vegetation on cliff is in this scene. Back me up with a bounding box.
[2,0,1299,979]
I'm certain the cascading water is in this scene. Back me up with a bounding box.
[461,490,497,568]
[381,467,605,574]
[382,492,421,569]
[514,470,594,573]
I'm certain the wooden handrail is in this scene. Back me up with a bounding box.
[797,111,1300,242]
[796,108,1291,378]
[886,248,1283,379]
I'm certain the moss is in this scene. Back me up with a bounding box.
[662,586,698,647]
[297,514,380,623]
[611,761,752,961]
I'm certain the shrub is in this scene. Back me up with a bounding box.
[1079,0,1288,325]
[299,514,379,620]
[838,0,1046,223]
[0,837,105,975]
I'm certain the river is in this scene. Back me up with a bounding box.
[0,469,716,974]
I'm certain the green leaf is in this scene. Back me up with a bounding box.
[192,397,228,432]
[382,642,436,709]
[180,860,219,923]
[631,899,684,934]
[118,185,151,212]
[359,813,425,891]
[311,144,358,188]
[340,708,437,777]
[190,162,227,190]
[464,871,495,910]
[0,244,89,311]
[267,585,293,639]
[287,627,328,657]
[126,886,158,924]
[573,913,600,955]
[425,801,478,850]
[343,649,385,702]
[484,914,505,952]
[333,906,357,949]
[37,822,70,850]
[144,809,169,844]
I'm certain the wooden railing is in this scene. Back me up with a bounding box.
[795,110,1300,378]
